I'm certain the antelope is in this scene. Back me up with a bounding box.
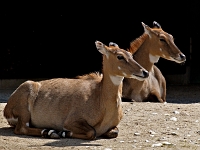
[121,21,186,102]
[3,41,149,140]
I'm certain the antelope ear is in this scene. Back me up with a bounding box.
[153,21,161,28]
[141,22,151,34]
[95,41,108,55]
[109,42,119,48]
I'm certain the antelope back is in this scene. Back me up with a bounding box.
[140,21,186,63]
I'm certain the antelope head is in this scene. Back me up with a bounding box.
[142,21,186,64]
[95,41,149,81]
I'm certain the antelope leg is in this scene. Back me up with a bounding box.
[63,119,96,140]
[101,126,119,138]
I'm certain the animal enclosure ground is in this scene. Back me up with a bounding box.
[0,84,200,150]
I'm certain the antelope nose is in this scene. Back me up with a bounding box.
[142,70,149,78]
[180,53,186,60]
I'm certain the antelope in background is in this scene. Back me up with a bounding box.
[121,21,186,102]
[3,41,149,140]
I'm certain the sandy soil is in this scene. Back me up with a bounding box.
[0,85,200,150]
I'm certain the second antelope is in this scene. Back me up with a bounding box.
[3,41,148,140]
[121,21,186,102]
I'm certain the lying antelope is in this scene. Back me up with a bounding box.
[121,21,186,102]
[3,41,149,140]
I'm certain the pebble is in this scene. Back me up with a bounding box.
[170,117,177,121]
[152,112,158,115]
[151,143,162,147]
[162,141,172,145]
[134,132,140,136]
[173,110,180,114]
[104,148,112,150]
[164,114,170,116]
[171,132,177,135]
[149,130,156,135]
[152,141,173,147]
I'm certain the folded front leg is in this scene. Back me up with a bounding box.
[63,119,96,140]
[101,127,119,138]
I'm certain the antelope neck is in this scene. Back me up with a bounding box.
[101,73,123,100]
[133,41,159,72]
[109,75,124,86]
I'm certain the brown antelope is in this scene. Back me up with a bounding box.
[121,21,186,102]
[3,41,149,140]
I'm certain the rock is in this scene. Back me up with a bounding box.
[170,117,177,121]
[173,110,180,114]
[151,143,162,147]
[134,132,140,136]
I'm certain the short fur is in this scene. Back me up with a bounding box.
[3,41,148,140]
[122,21,186,102]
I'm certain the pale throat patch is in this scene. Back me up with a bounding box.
[149,54,160,63]
[109,75,124,86]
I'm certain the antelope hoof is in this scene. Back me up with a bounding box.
[58,130,72,138]
[50,132,60,139]
[106,130,118,138]
[103,128,119,138]
[42,129,60,139]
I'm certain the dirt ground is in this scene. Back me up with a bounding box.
[0,84,200,150]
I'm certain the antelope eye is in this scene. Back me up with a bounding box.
[117,55,124,60]
[160,39,166,42]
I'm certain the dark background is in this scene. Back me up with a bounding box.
[1,1,200,83]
